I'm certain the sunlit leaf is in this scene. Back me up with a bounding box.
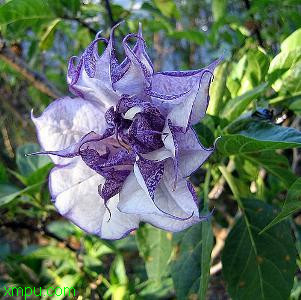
[153,0,179,19]
[207,62,228,116]
[39,18,61,50]
[0,0,55,25]
[221,82,269,121]
[136,225,172,282]
[212,0,227,21]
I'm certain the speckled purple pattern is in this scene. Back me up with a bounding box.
[137,157,164,199]
[32,23,219,239]
[99,169,131,201]
[83,38,108,78]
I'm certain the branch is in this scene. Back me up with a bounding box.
[0,39,63,99]
[104,0,116,27]
[63,15,98,35]
[243,0,264,48]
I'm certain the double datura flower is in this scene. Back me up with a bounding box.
[31,24,218,240]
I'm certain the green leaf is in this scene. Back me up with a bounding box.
[222,199,296,300]
[46,221,77,240]
[0,0,55,25]
[222,82,269,121]
[110,255,128,285]
[288,94,301,114]
[239,49,269,92]
[39,18,61,50]
[171,222,208,300]
[153,0,179,18]
[16,143,51,177]
[136,225,172,282]
[26,162,53,186]
[212,0,227,21]
[0,162,8,183]
[170,30,205,45]
[244,151,297,187]
[268,29,301,94]
[218,120,301,156]
[207,62,228,116]
[268,50,299,75]
[0,183,20,206]
[281,28,301,52]
[25,245,74,260]
[0,181,44,206]
[261,178,301,233]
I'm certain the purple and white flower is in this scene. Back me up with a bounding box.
[31,24,218,240]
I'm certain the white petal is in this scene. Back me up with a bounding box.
[67,38,120,107]
[118,160,200,232]
[32,97,107,164]
[151,63,217,129]
[176,128,215,177]
[50,159,139,240]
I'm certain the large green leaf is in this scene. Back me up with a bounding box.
[221,82,269,121]
[218,120,301,156]
[0,0,55,25]
[171,222,211,300]
[261,178,301,233]
[222,199,296,300]
[136,225,172,282]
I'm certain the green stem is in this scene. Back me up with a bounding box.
[199,167,213,300]
[203,167,211,209]
[218,164,243,208]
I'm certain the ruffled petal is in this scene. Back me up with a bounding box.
[164,125,215,177]
[118,159,204,231]
[151,60,220,129]
[177,128,216,177]
[32,97,107,164]
[118,160,204,232]
[67,27,120,106]
[113,27,153,96]
[49,159,139,240]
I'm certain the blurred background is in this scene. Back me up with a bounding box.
[1,0,301,299]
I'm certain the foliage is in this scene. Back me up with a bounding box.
[1,0,301,299]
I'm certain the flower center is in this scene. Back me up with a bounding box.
[78,95,167,208]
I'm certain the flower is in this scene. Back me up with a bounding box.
[31,23,218,240]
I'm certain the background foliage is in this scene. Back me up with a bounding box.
[0,0,301,299]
